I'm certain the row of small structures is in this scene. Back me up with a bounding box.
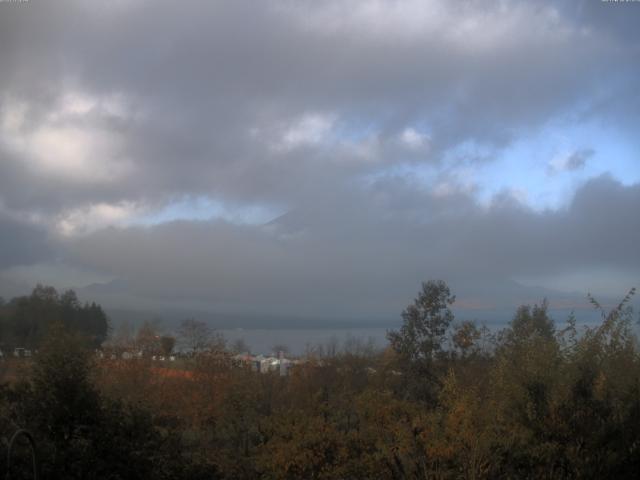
[0,347,35,358]
[96,348,300,376]
[232,352,301,375]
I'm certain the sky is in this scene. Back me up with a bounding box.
[0,0,639,325]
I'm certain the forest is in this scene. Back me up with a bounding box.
[0,281,639,479]
[0,285,109,349]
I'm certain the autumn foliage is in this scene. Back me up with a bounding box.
[0,282,639,479]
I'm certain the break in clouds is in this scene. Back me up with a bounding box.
[0,0,638,321]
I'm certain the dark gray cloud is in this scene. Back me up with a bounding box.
[0,0,638,318]
[546,147,594,175]
[0,213,51,269]
[566,149,593,171]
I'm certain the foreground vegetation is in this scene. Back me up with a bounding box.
[0,281,639,479]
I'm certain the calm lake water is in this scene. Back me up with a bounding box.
[218,307,615,356]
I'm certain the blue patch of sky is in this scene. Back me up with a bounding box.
[330,116,383,144]
[138,195,282,226]
[476,117,640,211]
[355,115,639,212]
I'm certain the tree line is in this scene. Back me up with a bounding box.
[0,281,639,479]
[0,285,109,349]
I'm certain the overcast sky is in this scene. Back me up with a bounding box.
[0,0,638,323]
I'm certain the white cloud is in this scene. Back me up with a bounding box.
[28,126,128,181]
[55,91,129,119]
[399,127,429,150]
[1,92,133,184]
[55,202,142,237]
[278,113,335,151]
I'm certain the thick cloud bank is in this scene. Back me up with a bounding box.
[61,176,640,318]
